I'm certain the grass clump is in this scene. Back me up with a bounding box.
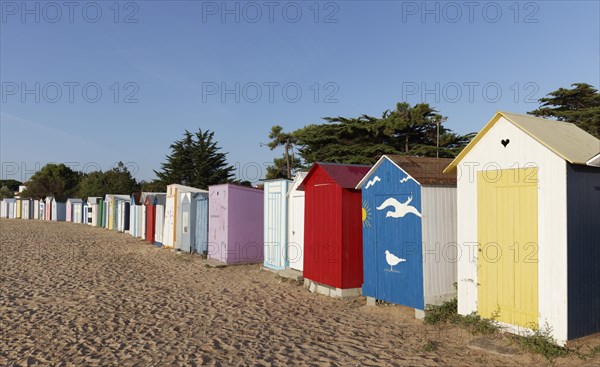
[515,324,570,361]
[424,298,497,335]
[424,299,580,361]
[422,340,440,352]
[424,298,458,324]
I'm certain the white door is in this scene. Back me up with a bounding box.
[155,206,164,243]
[141,206,147,238]
[288,192,305,271]
[162,197,175,247]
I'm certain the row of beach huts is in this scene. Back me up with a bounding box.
[1,112,599,345]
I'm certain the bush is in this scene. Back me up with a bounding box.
[424,298,458,324]
[516,324,570,361]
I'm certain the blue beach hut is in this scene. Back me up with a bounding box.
[178,191,209,254]
[356,156,457,316]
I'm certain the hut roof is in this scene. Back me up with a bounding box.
[445,111,600,173]
[132,192,142,205]
[357,156,455,188]
[299,163,371,190]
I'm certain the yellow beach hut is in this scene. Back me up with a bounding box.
[445,111,600,345]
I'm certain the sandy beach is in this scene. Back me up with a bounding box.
[1,219,599,366]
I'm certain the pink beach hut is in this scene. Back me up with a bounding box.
[66,198,83,222]
[44,197,53,220]
[208,183,264,264]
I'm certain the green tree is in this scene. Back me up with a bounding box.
[292,102,473,165]
[78,162,139,199]
[265,156,304,180]
[529,83,600,138]
[103,162,140,194]
[22,163,81,200]
[266,125,298,179]
[0,180,21,192]
[0,186,15,200]
[155,129,235,189]
[77,171,105,198]
[139,180,167,192]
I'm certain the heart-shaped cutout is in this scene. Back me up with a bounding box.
[501,139,510,147]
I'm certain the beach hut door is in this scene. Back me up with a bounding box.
[266,191,284,268]
[374,193,424,310]
[288,193,304,271]
[195,197,209,254]
[477,168,539,328]
[180,196,191,253]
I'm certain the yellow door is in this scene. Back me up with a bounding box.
[109,200,114,230]
[478,168,538,328]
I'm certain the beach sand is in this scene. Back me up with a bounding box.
[1,219,599,366]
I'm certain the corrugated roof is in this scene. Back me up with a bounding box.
[445,111,600,172]
[299,163,371,190]
[357,155,455,188]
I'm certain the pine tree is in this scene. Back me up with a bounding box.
[155,129,234,189]
[288,102,474,165]
[529,83,600,138]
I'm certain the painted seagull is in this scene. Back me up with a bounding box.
[376,196,422,218]
[365,176,381,189]
[385,250,406,271]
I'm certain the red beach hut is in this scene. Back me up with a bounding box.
[145,194,157,244]
[298,162,371,298]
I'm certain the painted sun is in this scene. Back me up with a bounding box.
[362,200,372,228]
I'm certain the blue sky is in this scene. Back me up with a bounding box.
[1,0,598,183]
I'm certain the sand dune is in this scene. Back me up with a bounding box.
[1,219,598,366]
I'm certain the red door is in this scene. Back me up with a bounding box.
[305,182,342,288]
[146,205,156,243]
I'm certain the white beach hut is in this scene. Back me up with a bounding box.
[0,199,7,218]
[6,198,16,218]
[21,199,32,219]
[33,200,40,220]
[162,184,207,250]
[287,172,308,272]
[444,111,600,345]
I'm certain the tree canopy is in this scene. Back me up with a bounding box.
[140,180,167,193]
[0,180,21,200]
[22,163,81,201]
[265,156,304,180]
[154,129,235,189]
[529,83,600,138]
[0,186,15,200]
[265,125,303,179]
[0,179,22,192]
[268,102,473,169]
[78,162,140,199]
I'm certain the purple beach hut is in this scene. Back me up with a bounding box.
[208,183,264,265]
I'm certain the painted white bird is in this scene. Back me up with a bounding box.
[365,176,381,189]
[385,250,406,271]
[376,196,422,218]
